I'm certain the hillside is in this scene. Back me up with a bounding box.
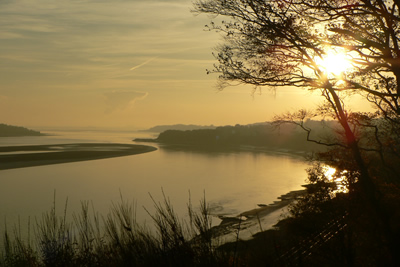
[140,124,216,133]
[0,123,44,137]
[135,121,341,152]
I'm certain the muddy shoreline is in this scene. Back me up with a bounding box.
[0,143,157,170]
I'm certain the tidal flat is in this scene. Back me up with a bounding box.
[0,143,157,170]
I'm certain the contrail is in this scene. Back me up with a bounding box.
[130,57,157,71]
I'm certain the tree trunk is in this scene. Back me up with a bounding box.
[328,86,399,264]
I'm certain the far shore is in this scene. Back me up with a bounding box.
[134,140,312,160]
[0,143,157,170]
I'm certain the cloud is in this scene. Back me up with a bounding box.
[103,90,148,113]
[0,0,214,83]
[130,57,157,71]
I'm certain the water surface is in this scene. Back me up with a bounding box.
[0,130,309,236]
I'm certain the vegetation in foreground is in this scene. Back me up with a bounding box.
[191,0,400,265]
[1,194,228,267]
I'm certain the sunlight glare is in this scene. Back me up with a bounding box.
[315,50,352,77]
[323,165,349,194]
[324,166,336,179]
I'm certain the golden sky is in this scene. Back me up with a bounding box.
[0,0,370,130]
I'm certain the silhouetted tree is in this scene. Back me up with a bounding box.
[193,0,400,264]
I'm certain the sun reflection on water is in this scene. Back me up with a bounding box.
[323,165,349,194]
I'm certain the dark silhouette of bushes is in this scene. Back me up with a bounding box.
[150,122,336,152]
[0,194,230,267]
[0,124,44,137]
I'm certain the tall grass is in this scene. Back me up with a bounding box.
[0,193,229,267]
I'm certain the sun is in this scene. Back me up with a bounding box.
[315,50,352,77]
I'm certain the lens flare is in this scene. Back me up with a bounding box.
[315,50,352,79]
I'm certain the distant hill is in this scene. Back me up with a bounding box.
[140,124,216,133]
[135,120,341,152]
[0,124,44,137]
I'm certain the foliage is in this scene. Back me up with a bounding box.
[289,163,340,217]
[154,121,336,152]
[0,195,228,267]
[193,0,400,111]
[0,123,43,137]
[193,1,400,264]
[192,0,400,176]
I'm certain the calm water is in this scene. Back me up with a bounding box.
[0,130,309,236]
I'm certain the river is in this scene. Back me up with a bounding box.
[0,130,310,240]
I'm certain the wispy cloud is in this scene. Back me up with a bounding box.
[0,0,226,127]
[103,90,148,113]
[0,0,215,85]
[130,57,157,71]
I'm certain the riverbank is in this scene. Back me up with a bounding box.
[0,143,157,170]
[210,189,306,243]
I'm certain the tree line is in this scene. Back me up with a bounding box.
[152,121,337,152]
[0,123,43,137]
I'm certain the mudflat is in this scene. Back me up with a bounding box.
[0,143,157,170]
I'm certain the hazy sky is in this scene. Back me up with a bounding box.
[0,0,369,130]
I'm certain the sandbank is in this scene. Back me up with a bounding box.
[0,143,157,170]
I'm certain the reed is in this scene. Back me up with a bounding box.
[1,193,229,267]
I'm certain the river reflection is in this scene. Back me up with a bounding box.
[0,131,310,239]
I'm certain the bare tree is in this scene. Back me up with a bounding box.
[193,0,400,263]
[193,0,400,186]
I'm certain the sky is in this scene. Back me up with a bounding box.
[0,0,370,130]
